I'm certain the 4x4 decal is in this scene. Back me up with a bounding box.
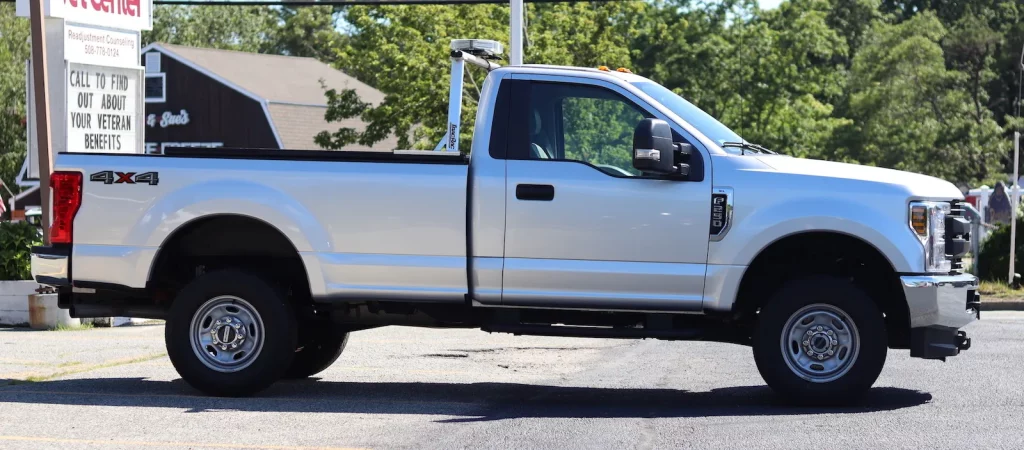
[90,171,159,186]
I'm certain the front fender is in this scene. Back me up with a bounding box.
[709,196,922,273]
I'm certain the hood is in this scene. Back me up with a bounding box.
[754,156,963,200]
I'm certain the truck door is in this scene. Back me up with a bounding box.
[500,76,712,312]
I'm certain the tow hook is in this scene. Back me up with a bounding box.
[967,292,981,320]
[955,331,971,352]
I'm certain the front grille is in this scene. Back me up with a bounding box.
[946,200,970,273]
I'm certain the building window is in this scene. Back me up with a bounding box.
[145,73,166,103]
[145,52,161,73]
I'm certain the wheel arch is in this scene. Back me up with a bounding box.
[732,231,911,348]
[147,213,315,310]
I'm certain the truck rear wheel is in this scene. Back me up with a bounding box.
[753,276,887,405]
[284,327,349,379]
[166,269,297,397]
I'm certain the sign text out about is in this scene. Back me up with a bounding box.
[66,62,143,153]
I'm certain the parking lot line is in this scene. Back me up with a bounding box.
[0,435,365,450]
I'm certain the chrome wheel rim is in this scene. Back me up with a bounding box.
[189,296,265,373]
[780,303,860,383]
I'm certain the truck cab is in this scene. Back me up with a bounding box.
[31,42,979,405]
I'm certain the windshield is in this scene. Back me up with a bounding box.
[631,81,744,153]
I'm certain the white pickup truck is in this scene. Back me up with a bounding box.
[32,41,979,405]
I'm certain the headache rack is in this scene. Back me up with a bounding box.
[433,39,503,154]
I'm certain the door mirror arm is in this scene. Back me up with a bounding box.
[672,143,693,178]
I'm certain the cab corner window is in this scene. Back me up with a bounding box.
[526,83,648,177]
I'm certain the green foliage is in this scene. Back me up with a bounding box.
[0,220,41,280]
[324,4,510,150]
[977,216,1024,281]
[559,95,644,175]
[143,5,279,52]
[265,6,347,61]
[313,0,1019,183]
[832,13,1007,184]
[319,1,648,151]
[315,82,373,149]
[0,4,29,202]
[4,0,1022,187]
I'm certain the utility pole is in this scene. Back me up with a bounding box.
[28,0,53,245]
[509,0,523,65]
[1014,131,1022,285]
[1012,43,1023,285]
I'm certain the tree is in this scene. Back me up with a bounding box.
[317,2,651,151]
[316,4,507,151]
[632,0,849,158]
[824,0,885,63]
[266,6,347,61]
[833,13,1006,184]
[0,4,30,200]
[143,5,279,52]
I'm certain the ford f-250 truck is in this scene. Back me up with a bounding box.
[31,41,979,405]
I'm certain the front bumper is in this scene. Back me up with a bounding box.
[31,246,70,287]
[901,273,979,360]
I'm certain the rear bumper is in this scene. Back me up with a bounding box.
[901,273,980,360]
[31,246,70,287]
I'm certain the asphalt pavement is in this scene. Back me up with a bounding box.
[0,312,1022,450]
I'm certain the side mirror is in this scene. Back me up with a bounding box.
[632,119,676,174]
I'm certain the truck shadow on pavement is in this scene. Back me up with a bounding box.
[0,377,932,422]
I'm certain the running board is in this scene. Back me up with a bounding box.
[482,324,704,341]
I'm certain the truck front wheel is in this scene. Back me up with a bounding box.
[753,276,887,405]
[166,270,297,397]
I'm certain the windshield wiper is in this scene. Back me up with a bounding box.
[721,141,777,155]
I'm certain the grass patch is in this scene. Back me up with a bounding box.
[49,322,94,332]
[12,352,166,383]
[978,280,1024,302]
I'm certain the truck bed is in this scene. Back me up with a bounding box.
[60,149,471,302]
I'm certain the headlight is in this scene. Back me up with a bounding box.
[909,201,951,273]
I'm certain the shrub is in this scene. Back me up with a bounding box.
[0,221,42,280]
[977,216,1024,281]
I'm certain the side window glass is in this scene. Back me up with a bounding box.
[527,83,649,177]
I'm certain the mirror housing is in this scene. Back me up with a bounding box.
[632,119,676,174]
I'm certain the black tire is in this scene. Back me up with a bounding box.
[284,326,349,379]
[753,276,887,406]
[165,269,297,397]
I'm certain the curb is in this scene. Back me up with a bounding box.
[981,302,1024,311]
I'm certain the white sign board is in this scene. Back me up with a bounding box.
[66,62,144,153]
[64,24,139,68]
[17,0,153,31]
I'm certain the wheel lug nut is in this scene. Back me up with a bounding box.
[827,350,834,355]
[827,330,834,336]
[817,354,824,360]
[803,340,810,347]
[816,326,823,331]
[831,339,838,345]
